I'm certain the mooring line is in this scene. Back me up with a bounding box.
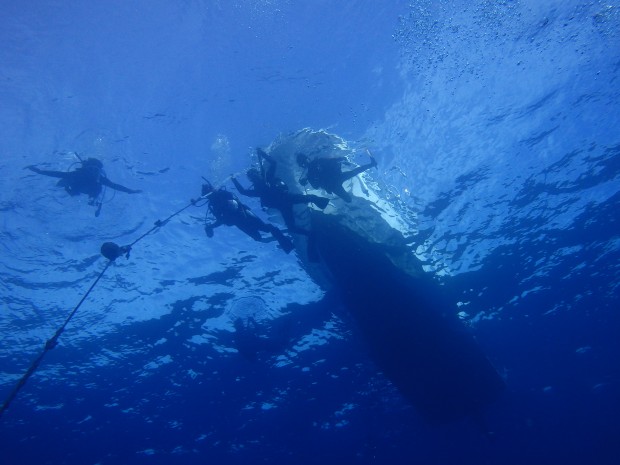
[0,191,215,420]
[0,261,112,419]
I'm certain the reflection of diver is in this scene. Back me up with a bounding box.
[202,180,294,253]
[27,157,141,216]
[296,152,377,202]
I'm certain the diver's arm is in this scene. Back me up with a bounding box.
[26,166,68,179]
[101,177,142,194]
[231,176,259,197]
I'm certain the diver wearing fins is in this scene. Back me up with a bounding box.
[201,180,294,254]
[296,150,377,202]
[232,147,329,236]
[27,157,141,216]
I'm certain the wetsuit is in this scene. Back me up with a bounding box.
[233,149,328,235]
[28,158,141,199]
[299,156,376,202]
[204,187,294,253]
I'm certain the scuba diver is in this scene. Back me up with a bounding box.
[232,147,329,236]
[201,180,294,254]
[27,156,141,216]
[296,150,377,202]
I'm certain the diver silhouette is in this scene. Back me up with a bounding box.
[201,180,294,254]
[232,148,329,236]
[27,157,141,216]
[296,151,377,202]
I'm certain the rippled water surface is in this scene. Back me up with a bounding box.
[1,1,619,464]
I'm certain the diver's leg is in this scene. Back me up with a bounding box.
[239,216,291,252]
[280,205,310,236]
[286,193,311,205]
[241,209,294,252]
[286,192,329,210]
[332,184,352,203]
[236,217,274,243]
[265,224,294,253]
[338,161,376,184]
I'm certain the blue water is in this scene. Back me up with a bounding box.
[1,1,619,464]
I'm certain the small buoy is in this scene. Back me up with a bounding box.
[101,242,130,261]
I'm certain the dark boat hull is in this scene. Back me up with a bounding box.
[267,128,505,424]
[313,216,505,424]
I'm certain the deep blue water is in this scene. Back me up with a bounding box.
[1,1,619,464]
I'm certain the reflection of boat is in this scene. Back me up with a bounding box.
[266,128,505,424]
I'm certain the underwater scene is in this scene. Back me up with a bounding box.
[1,1,619,464]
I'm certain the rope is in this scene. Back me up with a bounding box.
[125,174,241,251]
[129,197,204,249]
[0,261,112,420]
[0,175,240,420]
